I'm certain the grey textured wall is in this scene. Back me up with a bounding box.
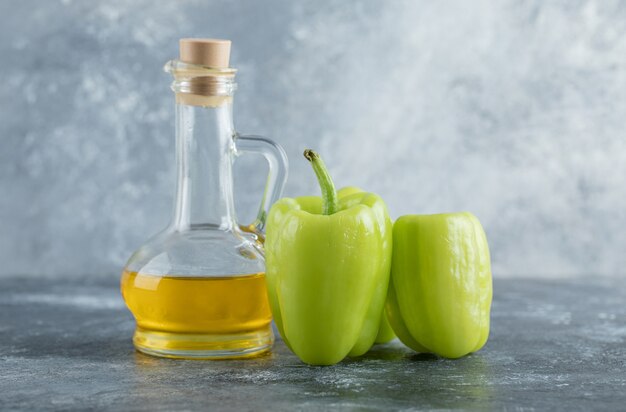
[1,0,625,278]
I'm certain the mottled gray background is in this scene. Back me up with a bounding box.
[1,0,625,279]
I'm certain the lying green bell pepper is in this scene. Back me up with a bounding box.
[387,213,492,358]
[265,150,392,365]
[374,310,396,344]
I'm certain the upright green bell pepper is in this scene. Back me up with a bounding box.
[387,213,492,359]
[265,150,392,365]
[337,186,395,346]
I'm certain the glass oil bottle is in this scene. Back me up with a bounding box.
[121,39,288,359]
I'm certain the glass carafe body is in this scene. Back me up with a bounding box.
[121,60,288,359]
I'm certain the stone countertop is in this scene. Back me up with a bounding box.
[0,276,624,411]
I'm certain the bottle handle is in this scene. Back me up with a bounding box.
[233,134,288,238]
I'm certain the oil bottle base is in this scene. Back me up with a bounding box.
[133,325,274,360]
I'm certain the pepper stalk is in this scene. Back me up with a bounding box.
[303,149,339,215]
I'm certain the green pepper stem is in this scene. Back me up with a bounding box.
[304,149,339,215]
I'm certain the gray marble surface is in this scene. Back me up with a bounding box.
[1,276,624,411]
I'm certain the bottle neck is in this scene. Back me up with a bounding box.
[171,99,237,231]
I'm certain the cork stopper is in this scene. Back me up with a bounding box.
[179,38,231,68]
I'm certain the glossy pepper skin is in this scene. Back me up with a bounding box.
[265,153,392,365]
[386,213,492,359]
[339,187,395,346]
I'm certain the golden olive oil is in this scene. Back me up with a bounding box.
[121,271,273,358]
